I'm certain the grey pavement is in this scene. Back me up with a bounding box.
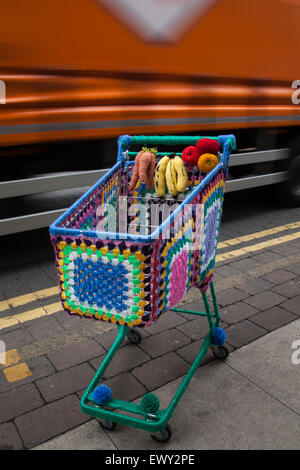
[1,189,300,450]
[33,319,300,450]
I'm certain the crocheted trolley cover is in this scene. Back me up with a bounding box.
[50,134,236,328]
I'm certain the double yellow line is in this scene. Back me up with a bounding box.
[0,220,300,332]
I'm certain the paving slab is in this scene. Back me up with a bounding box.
[216,288,249,307]
[262,269,297,285]
[15,395,90,448]
[132,352,189,391]
[36,363,96,402]
[47,339,105,371]
[100,359,300,450]
[236,278,274,295]
[32,420,117,450]
[26,316,64,341]
[0,383,44,424]
[220,302,259,324]
[230,258,261,272]
[0,327,34,349]
[1,356,55,389]
[226,318,300,414]
[251,306,297,331]
[138,329,191,358]
[286,262,300,276]
[90,344,150,379]
[146,311,187,335]
[0,422,24,450]
[177,316,227,341]
[280,295,300,316]
[271,278,300,298]
[244,291,287,311]
[225,320,268,348]
[93,328,150,352]
[101,372,147,402]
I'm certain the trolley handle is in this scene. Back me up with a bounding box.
[117,134,236,168]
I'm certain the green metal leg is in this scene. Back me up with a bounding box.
[202,291,215,335]
[80,282,224,434]
[210,282,221,327]
[81,324,128,401]
[171,281,220,327]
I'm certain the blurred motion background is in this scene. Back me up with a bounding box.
[1,0,300,236]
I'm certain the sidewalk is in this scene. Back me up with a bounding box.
[1,199,300,450]
[32,318,300,450]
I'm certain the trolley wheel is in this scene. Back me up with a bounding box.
[127,328,142,344]
[211,345,229,360]
[150,424,172,443]
[98,420,118,431]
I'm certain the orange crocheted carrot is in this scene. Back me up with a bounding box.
[139,151,156,190]
[128,150,144,191]
[128,149,156,191]
[146,153,156,190]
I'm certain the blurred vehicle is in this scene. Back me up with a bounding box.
[1,0,300,235]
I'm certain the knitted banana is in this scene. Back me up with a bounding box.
[173,155,189,193]
[165,158,178,197]
[154,155,170,197]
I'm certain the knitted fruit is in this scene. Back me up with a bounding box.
[182,146,200,166]
[154,155,170,197]
[197,153,219,173]
[128,148,156,191]
[196,138,219,156]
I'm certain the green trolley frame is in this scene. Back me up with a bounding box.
[50,133,236,442]
[80,282,227,441]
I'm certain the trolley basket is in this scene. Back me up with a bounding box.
[49,133,236,442]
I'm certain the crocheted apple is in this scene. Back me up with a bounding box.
[196,138,219,156]
[181,146,200,166]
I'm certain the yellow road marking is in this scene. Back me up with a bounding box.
[0,224,299,332]
[0,286,59,312]
[3,363,32,383]
[0,220,299,313]
[0,300,10,313]
[0,303,62,331]
[0,348,21,369]
[1,347,32,384]
[44,302,63,314]
[218,220,300,249]
[216,231,300,262]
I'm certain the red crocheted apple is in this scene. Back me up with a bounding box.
[196,138,219,156]
[181,146,200,166]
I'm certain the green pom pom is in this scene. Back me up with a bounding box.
[140,393,160,414]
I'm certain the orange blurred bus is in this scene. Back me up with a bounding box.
[1,0,300,234]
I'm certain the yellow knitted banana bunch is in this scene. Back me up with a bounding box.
[165,158,178,197]
[154,155,170,197]
[154,154,189,198]
[173,155,189,193]
[166,155,189,197]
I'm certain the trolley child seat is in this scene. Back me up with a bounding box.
[49,133,236,442]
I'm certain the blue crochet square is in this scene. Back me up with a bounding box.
[73,258,129,312]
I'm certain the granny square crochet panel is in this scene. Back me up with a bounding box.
[50,166,226,328]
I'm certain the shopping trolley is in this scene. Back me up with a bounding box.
[49,134,236,442]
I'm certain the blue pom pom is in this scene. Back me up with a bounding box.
[91,385,112,405]
[212,327,227,346]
